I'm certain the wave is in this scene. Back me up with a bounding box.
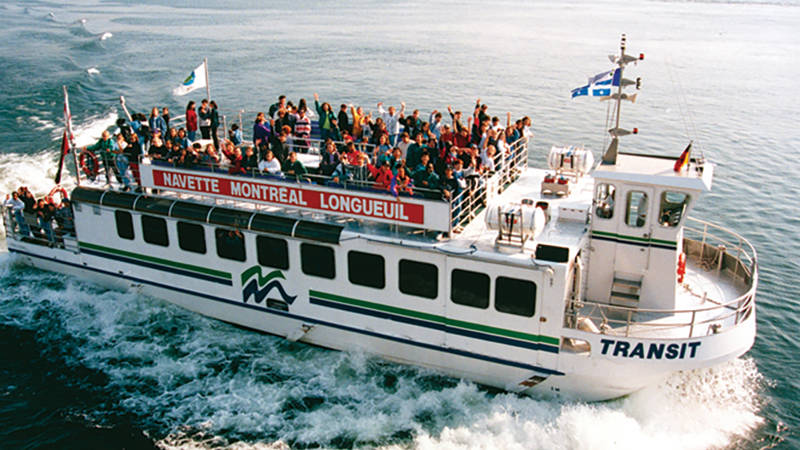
[0,254,767,448]
[87,67,100,75]
[71,111,118,148]
[99,32,112,41]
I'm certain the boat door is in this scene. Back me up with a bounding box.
[614,185,654,276]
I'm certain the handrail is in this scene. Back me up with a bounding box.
[568,216,758,339]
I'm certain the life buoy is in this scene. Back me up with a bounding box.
[79,150,99,179]
[677,252,687,283]
[48,186,69,205]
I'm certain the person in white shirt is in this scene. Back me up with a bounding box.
[258,150,282,176]
[377,101,405,146]
[4,191,28,235]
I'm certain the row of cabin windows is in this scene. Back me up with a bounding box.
[594,183,690,228]
[114,211,536,317]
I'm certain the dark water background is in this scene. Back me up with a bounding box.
[0,0,798,448]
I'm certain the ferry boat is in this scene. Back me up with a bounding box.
[1,37,757,401]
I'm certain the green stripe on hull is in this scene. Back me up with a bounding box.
[310,289,560,347]
[79,241,232,280]
[591,230,677,247]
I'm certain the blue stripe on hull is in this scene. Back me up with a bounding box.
[8,247,564,377]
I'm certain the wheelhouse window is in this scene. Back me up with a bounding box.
[451,269,489,309]
[348,251,385,289]
[177,221,206,254]
[301,243,335,279]
[142,215,168,246]
[495,276,537,317]
[399,259,438,299]
[115,210,134,240]
[625,191,649,227]
[594,183,615,219]
[256,236,289,269]
[215,228,245,261]
[658,191,690,227]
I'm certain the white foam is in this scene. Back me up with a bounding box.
[0,257,766,448]
[99,32,113,41]
[0,152,70,198]
[71,111,118,148]
[87,67,100,75]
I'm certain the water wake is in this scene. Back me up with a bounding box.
[0,256,767,449]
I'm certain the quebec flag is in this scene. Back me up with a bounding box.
[571,69,620,98]
[172,61,207,96]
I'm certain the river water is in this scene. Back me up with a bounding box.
[0,0,798,448]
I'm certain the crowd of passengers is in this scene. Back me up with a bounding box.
[3,186,74,243]
[80,95,533,201]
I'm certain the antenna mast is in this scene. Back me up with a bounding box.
[601,34,643,165]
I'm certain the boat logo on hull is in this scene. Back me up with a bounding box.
[240,265,297,306]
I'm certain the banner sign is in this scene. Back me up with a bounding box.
[139,163,451,231]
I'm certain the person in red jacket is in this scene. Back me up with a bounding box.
[185,101,198,142]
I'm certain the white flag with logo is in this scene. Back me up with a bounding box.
[172,61,207,96]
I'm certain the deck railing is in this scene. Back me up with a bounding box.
[566,217,758,339]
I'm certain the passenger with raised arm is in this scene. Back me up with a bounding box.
[377,101,405,146]
[185,101,198,142]
[201,143,220,165]
[282,151,308,180]
[314,93,337,142]
[367,159,393,190]
[447,105,466,133]
[258,149,282,176]
[222,141,246,175]
[350,105,363,141]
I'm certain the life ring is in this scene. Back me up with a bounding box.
[79,150,99,179]
[677,252,687,283]
[48,186,69,205]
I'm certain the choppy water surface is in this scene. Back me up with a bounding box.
[0,1,798,448]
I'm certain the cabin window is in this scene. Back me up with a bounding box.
[215,228,246,261]
[301,243,335,279]
[659,191,690,227]
[177,221,206,254]
[451,269,490,309]
[594,183,615,219]
[115,210,134,240]
[142,215,169,246]
[399,259,438,299]
[348,251,385,289]
[495,276,537,317]
[625,191,649,227]
[256,236,289,269]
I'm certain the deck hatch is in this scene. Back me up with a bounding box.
[101,190,139,209]
[208,207,254,229]
[134,196,174,215]
[70,187,104,205]
[250,213,296,236]
[170,201,213,222]
[293,220,344,244]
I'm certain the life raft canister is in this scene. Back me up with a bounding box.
[677,252,687,283]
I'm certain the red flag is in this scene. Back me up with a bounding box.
[673,142,692,172]
[54,130,70,184]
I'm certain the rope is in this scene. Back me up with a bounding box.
[665,57,704,159]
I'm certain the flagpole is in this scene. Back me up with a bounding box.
[204,57,211,101]
[63,85,81,186]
